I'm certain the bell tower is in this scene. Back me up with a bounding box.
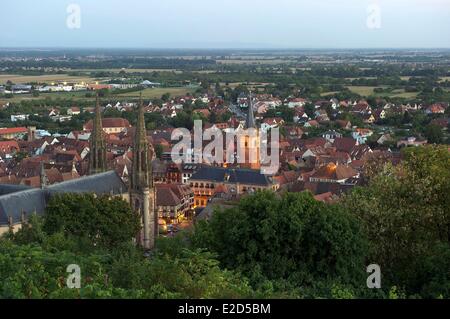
[130,94,156,250]
[243,92,260,170]
[88,94,107,175]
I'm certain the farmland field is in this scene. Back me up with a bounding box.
[346,86,379,96]
[74,68,184,74]
[114,87,197,99]
[217,59,296,65]
[0,74,99,85]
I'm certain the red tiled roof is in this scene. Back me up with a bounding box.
[0,140,19,153]
[84,118,131,130]
[310,163,358,181]
[0,127,27,135]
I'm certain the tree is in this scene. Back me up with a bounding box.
[154,144,163,159]
[424,123,444,144]
[43,194,141,248]
[161,93,171,102]
[304,103,316,119]
[0,235,255,299]
[192,191,368,287]
[342,145,450,297]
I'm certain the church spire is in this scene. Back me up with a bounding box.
[130,93,155,250]
[39,162,48,189]
[246,91,256,129]
[88,94,107,175]
[131,93,153,190]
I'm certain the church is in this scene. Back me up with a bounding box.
[0,95,157,250]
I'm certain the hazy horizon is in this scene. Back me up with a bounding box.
[1,0,450,49]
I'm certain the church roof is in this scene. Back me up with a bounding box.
[48,171,127,195]
[0,171,127,226]
[0,188,46,225]
[190,166,272,186]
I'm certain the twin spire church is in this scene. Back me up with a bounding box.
[0,95,157,250]
[89,95,156,250]
[0,93,263,249]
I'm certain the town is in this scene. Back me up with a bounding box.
[0,0,449,303]
[0,50,448,236]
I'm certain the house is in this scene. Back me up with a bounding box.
[425,104,445,115]
[430,118,449,129]
[314,100,330,109]
[254,101,269,115]
[352,128,373,144]
[377,133,394,145]
[189,166,278,208]
[362,114,376,124]
[287,98,307,108]
[180,163,201,184]
[0,127,28,140]
[67,131,91,141]
[0,140,20,159]
[309,163,359,184]
[87,84,112,91]
[333,137,357,154]
[330,98,340,110]
[156,183,194,224]
[10,114,30,122]
[261,117,284,132]
[373,109,387,121]
[48,108,60,117]
[67,107,81,115]
[397,137,428,148]
[11,84,32,93]
[351,101,372,115]
[335,120,352,130]
[84,118,131,134]
[304,120,320,128]
[293,109,309,123]
[284,126,304,139]
[322,130,343,143]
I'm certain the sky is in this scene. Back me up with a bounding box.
[1,0,450,49]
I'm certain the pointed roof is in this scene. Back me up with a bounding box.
[246,92,256,129]
[135,93,148,146]
[88,94,107,175]
[131,93,153,190]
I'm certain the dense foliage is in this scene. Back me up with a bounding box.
[342,145,450,298]
[191,192,368,290]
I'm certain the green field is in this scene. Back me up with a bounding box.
[3,87,197,102]
[0,74,100,85]
[114,87,197,99]
[345,86,419,99]
[346,86,379,96]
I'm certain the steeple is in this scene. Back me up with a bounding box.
[130,93,155,250]
[39,162,48,189]
[246,91,256,129]
[88,94,107,175]
[131,93,153,191]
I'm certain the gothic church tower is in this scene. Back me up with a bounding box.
[88,95,107,175]
[130,95,156,250]
[242,92,260,170]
